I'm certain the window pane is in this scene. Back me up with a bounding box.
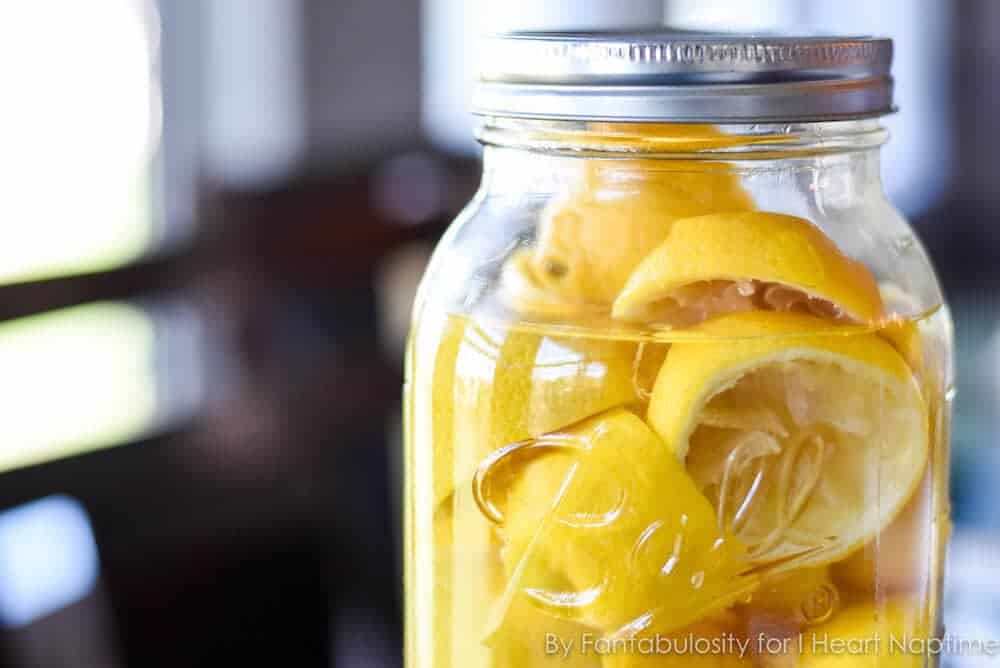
[0,1,159,285]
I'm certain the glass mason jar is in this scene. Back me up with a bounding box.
[406,32,953,668]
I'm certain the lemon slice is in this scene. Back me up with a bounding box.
[798,598,930,668]
[430,316,645,508]
[472,436,579,577]
[427,316,469,508]
[430,496,506,668]
[530,128,755,306]
[500,248,611,319]
[612,212,885,327]
[475,447,612,666]
[487,590,602,667]
[879,317,924,379]
[648,312,927,571]
[488,409,757,639]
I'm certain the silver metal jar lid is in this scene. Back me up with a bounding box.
[472,30,894,123]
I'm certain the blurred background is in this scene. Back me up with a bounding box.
[0,1,995,666]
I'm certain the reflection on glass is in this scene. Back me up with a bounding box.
[0,302,157,473]
[665,0,954,216]
[0,496,99,628]
[0,0,160,285]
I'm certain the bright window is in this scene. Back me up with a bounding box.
[0,1,159,285]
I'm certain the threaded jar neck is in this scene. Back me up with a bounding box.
[477,118,889,160]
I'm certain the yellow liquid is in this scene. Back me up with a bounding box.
[405,307,950,668]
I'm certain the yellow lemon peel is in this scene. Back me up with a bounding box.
[613,212,885,327]
[648,312,927,571]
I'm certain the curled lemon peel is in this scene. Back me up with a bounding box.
[528,124,756,307]
[648,312,927,572]
[613,212,886,327]
[481,409,759,640]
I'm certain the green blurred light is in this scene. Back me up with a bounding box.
[0,302,157,473]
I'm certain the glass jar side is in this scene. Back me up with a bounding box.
[405,120,953,668]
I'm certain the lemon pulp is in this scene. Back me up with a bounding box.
[613,212,885,327]
[648,312,927,570]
